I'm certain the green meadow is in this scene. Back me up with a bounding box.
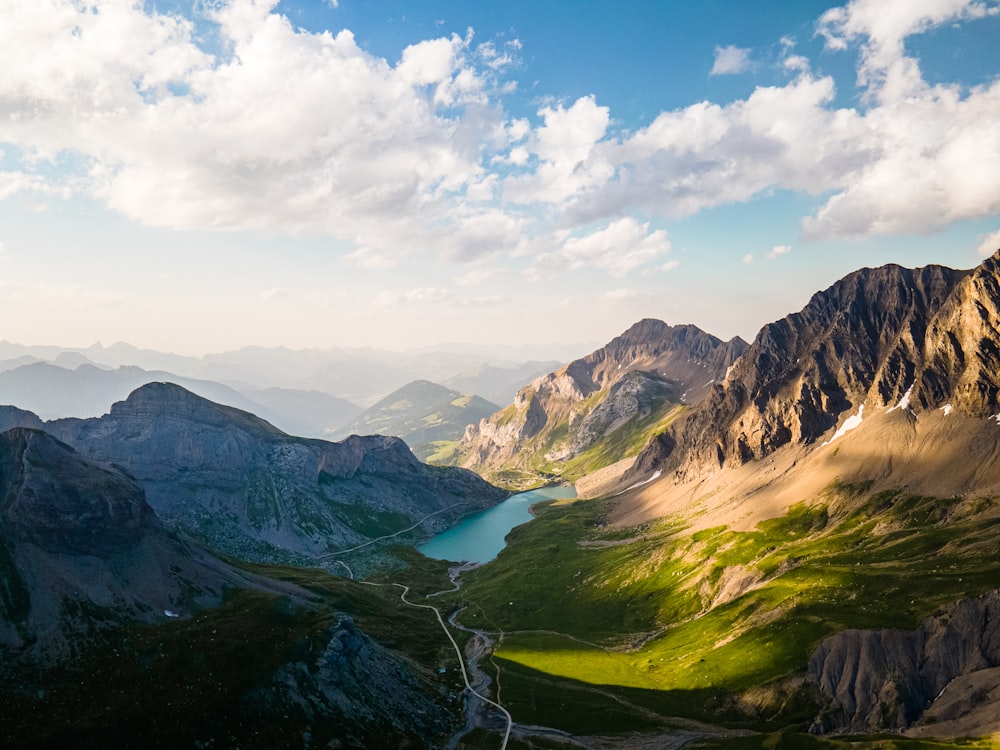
[443,483,1000,735]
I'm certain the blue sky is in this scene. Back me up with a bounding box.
[0,0,999,355]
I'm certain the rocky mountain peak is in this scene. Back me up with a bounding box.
[0,406,44,433]
[457,320,747,488]
[45,383,505,563]
[627,255,1000,483]
[109,381,285,435]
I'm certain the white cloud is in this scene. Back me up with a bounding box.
[802,78,1000,239]
[817,0,997,102]
[710,45,752,76]
[478,39,522,71]
[455,267,504,286]
[976,229,1000,257]
[342,247,397,270]
[532,217,671,277]
[650,259,680,273]
[0,0,512,260]
[742,253,754,264]
[766,244,792,259]
[0,171,55,200]
[503,96,613,204]
[260,288,288,301]
[0,0,998,267]
[375,287,453,307]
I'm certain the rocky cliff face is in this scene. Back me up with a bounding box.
[45,382,506,564]
[0,427,234,655]
[456,320,747,488]
[0,426,458,748]
[629,254,1000,483]
[0,406,44,433]
[809,589,1000,734]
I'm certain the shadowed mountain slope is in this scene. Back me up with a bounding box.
[44,382,506,564]
[0,427,461,748]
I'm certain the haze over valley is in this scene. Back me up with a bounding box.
[3,0,1000,748]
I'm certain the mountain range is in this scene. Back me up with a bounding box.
[35,382,506,566]
[0,426,467,748]
[444,251,1000,745]
[0,341,564,408]
[455,319,747,488]
[5,252,1000,746]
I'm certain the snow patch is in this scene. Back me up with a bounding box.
[822,404,865,447]
[622,470,662,493]
[887,383,914,413]
[941,404,953,416]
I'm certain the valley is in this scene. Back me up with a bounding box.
[5,254,1000,748]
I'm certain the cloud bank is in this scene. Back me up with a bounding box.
[0,0,998,279]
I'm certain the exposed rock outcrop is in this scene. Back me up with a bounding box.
[627,253,1000,484]
[809,589,1000,734]
[45,382,507,563]
[0,406,43,433]
[0,427,236,655]
[457,320,747,488]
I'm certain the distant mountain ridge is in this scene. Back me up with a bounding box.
[0,361,361,437]
[0,340,583,407]
[456,319,748,488]
[334,379,499,461]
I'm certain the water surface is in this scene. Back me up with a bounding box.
[418,486,576,564]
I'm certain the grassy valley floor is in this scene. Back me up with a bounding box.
[434,482,1000,745]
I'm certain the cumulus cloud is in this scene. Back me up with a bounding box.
[742,253,754,264]
[0,0,998,266]
[710,45,752,75]
[649,259,680,273]
[976,229,1000,257]
[766,244,792,259]
[0,0,515,259]
[817,0,997,101]
[532,218,672,277]
[503,96,613,205]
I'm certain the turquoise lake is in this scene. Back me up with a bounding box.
[417,486,577,564]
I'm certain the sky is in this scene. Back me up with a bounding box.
[1,0,999,356]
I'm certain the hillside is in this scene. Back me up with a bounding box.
[0,428,464,748]
[420,252,1000,746]
[44,382,507,566]
[333,379,500,461]
[455,320,747,489]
